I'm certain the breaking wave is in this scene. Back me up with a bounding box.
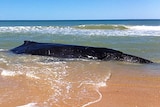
[0,25,160,36]
[73,24,128,30]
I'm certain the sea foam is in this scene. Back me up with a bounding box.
[129,25,160,31]
[1,70,17,77]
[16,103,38,107]
[0,25,160,36]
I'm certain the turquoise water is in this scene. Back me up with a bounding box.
[0,20,160,61]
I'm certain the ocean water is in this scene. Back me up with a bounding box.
[0,20,160,107]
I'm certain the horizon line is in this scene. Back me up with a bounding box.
[0,19,160,21]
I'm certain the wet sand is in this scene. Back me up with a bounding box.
[90,65,160,107]
[0,58,160,107]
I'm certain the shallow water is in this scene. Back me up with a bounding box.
[0,52,112,107]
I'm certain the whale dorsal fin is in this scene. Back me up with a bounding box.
[24,40,37,45]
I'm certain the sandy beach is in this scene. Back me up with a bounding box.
[90,65,160,107]
[0,59,160,107]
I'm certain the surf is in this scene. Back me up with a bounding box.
[73,24,128,30]
[1,25,160,36]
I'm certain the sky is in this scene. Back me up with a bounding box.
[0,0,160,20]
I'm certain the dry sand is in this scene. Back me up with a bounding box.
[89,68,160,107]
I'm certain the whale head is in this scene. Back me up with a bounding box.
[10,41,37,54]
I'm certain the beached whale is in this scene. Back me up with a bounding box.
[10,41,153,64]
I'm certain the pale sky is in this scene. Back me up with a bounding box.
[0,0,160,20]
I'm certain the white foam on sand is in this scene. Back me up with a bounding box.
[81,73,112,107]
[26,73,40,79]
[0,69,40,80]
[1,70,18,77]
[82,90,102,107]
[0,60,112,107]
[16,103,38,107]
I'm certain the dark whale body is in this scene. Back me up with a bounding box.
[10,41,153,64]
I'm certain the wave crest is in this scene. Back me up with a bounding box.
[0,25,160,36]
[73,24,128,30]
[129,25,160,31]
